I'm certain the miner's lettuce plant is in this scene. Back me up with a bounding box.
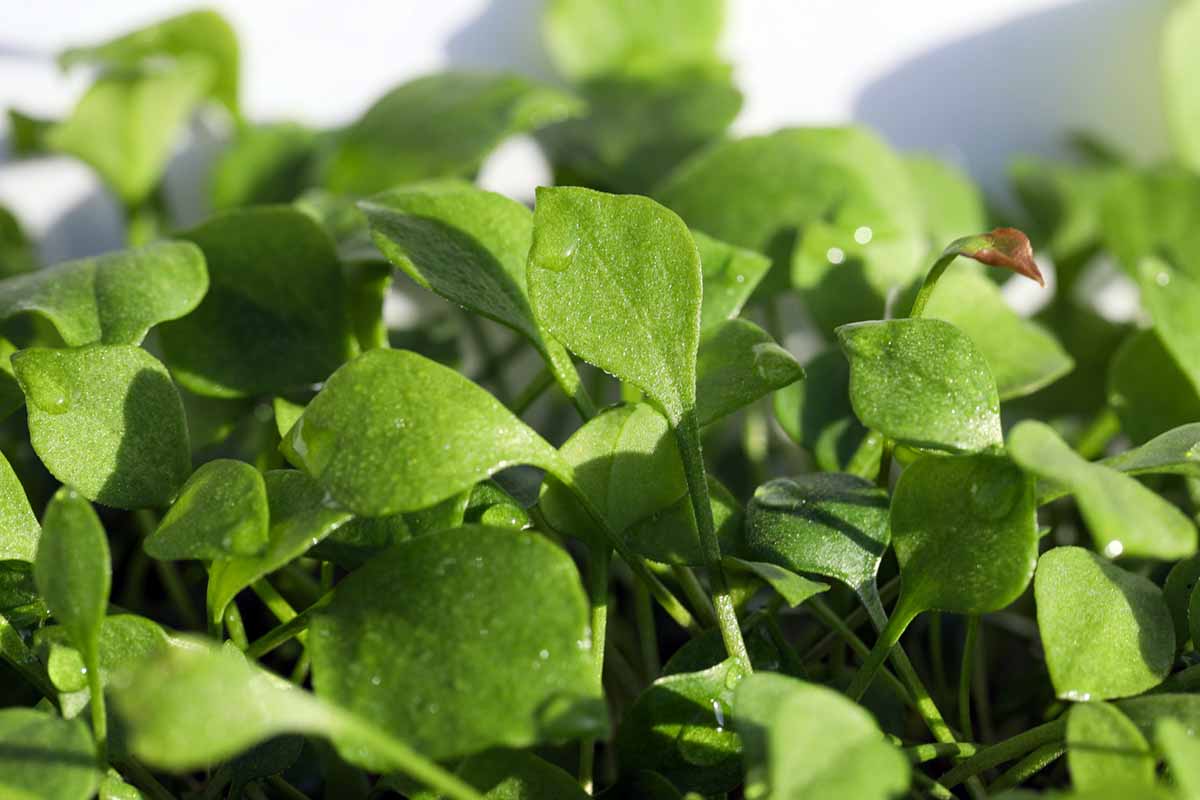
[4,3,1200,800]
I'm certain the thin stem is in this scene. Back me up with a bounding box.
[509,366,555,416]
[806,597,910,704]
[671,565,719,629]
[876,437,895,489]
[224,602,250,651]
[959,615,979,742]
[905,742,980,764]
[985,741,1066,795]
[803,577,900,661]
[930,613,948,706]
[846,607,912,701]
[154,560,201,630]
[267,775,312,800]
[910,771,956,800]
[763,612,806,678]
[632,579,659,680]
[938,719,1067,789]
[542,341,597,420]
[85,641,107,767]
[1075,407,1120,460]
[245,593,333,660]
[116,759,177,800]
[252,579,299,626]
[846,430,883,480]
[579,548,610,792]
[908,251,959,319]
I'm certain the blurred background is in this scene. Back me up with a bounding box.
[0,0,1175,265]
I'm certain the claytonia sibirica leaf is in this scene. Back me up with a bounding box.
[13,345,191,510]
[0,206,36,277]
[1102,422,1200,478]
[0,449,40,562]
[1009,420,1197,560]
[614,658,746,794]
[160,207,356,399]
[623,475,745,566]
[694,231,771,330]
[1066,701,1156,793]
[0,709,100,800]
[282,349,562,517]
[0,560,48,629]
[146,460,269,561]
[1136,256,1200,394]
[1107,329,1200,445]
[772,348,871,472]
[1163,0,1200,171]
[695,319,804,427]
[206,470,352,630]
[723,557,830,608]
[310,526,606,764]
[454,750,590,800]
[1155,718,1200,796]
[46,59,214,207]
[1035,547,1174,701]
[735,672,910,800]
[320,73,582,196]
[838,318,1002,452]
[744,473,890,618]
[0,241,207,347]
[361,180,590,414]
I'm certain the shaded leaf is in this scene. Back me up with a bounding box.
[1066,701,1155,793]
[0,561,48,629]
[0,708,99,800]
[695,318,803,427]
[905,155,987,248]
[146,460,269,561]
[455,749,590,800]
[1107,328,1200,445]
[211,123,318,210]
[722,557,829,608]
[0,450,40,563]
[1136,256,1200,395]
[772,348,869,472]
[1164,554,1200,650]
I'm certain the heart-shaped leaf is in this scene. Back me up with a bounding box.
[1107,329,1200,445]
[614,658,746,794]
[734,672,910,800]
[206,470,352,629]
[0,709,99,800]
[695,318,803,426]
[0,241,207,347]
[0,450,40,563]
[454,749,590,800]
[146,459,269,561]
[838,318,1002,452]
[159,207,356,398]
[1067,701,1155,793]
[281,349,562,517]
[1035,547,1174,700]
[310,526,605,764]
[694,231,771,331]
[320,73,581,196]
[1009,420,1197,560]
[13,345,191,510]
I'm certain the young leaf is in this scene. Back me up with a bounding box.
[454,749,590,800]
[723,557,830,608]
[694,231,771,330]
[46,59,214,207]
[1009,420,1197,560]
[1035,547,1174,700]
[310,526,606,764]
[623,475,745,566]
[13,346,191,510]
[59,9,240,114]
[543,0,724,81]
[320,73,581,196]
[744,473,890,615]
[614,658,746,794]
[206,471,352,629]
[1107,328,1200,444]
[146,459,269,561]
[281,349,562,517]
[904,269,1072,400]
[0,449,40,563]
[0,708,100,800]
[837,318,1002,452]
[0,241,208,347]
[695,318,804,427]
[734,672,910,800]
[361,180,590,413]
[159,207,356,398]
[772,348,871,472]
[1163,0,1200,171]
[1066,701,1155,793]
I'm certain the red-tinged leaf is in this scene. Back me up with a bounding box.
[945,227,1044,286]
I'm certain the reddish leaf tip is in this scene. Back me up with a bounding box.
[949,227,1044,287]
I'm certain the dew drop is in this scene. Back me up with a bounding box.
[23,369,70,415]
[1104,540,1124,558]
[1156,271,1171,287]
[826,247,845,265]
[538,649,550,660]
[854,226,873,245]
[370,675,381,686]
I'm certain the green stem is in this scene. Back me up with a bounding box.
[116,759,177,800]
[673,409,751,669]
[876,437,894,488]
[939,719,1067,789]
[267,775,313,800]
[984,742,1066,795]
[846,430,884,480]
[510,366,556,416]
[580,548,610,792]
[804,577,900,661]
[671,565,719,629]
[542,341,597,420]
[845,607,913,701]
[930,612,948,706]
[85,641,107,767]
[245,593,333,660]
[1075,407,1120,460]
[959,615,979,742]
[763,612,806,678]
[224,602,250,651]
[910,770,956,800]
[806,597,910,704]
[632,578,659,680]
[908,251,959,319]
[153,560,201,631]
[252,579,299,626]
[905,741,980,764]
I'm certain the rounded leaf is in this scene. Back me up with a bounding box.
[0,449,40,563]
[0,708,99,800]
[146,459,269,561]
[1067,701,1155,793]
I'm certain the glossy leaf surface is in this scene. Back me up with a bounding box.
[147,459,269,561]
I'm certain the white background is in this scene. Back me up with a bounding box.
[0,0,1175,263]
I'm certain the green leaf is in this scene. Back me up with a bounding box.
[160,207,356,398]
[1009,420,1197,560]
[537,69,742,195]
[543,0,723,80]
[1108,330,1200,445]
[1191,581,1200,652]
[838,318,1002,452]
[33,488,110,704]
[695,319,803,427]
[146,459,269,561]
[60,9,240,114]
[1155,718,1200,797]
[734,672,910,800]
[722,557,829,608]
[1164,554,1200,649]
[744,473,890,612]
[1136,257,1200,395]
[614,658,745,794]
[1009,157,1109,266]
[273,397,306,440]
[658,127,924,314]
[1118,694,1200,736]
[772,348,870,472]
[320,73,581,196]
[100,769,143,800]
[0,205,37,277]
[0,241,207,347]
[624,475,744,566]
[694,231,771,331]
[0,708,100,800]
[1101,167,1200,273]
[282,349,562,517]
[206,470,352,628]
[1163,0,1200,171]
[904,155,987,249]
[1102,423,1200,479]
[211,123,318,210]
[14,345,190,510]
[1035,546,1174,700]
[0,560,48,629]
[0,449,40,562]
[310,525,605,764]
[1066,701,1155,793]
[46,60,213,206]
[905,269,1072,400]
[890,452,1037,619]
[455,749,590,800]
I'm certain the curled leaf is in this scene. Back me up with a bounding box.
[943,227,1044,286]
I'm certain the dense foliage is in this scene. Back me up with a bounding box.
[4,3,1200,799]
